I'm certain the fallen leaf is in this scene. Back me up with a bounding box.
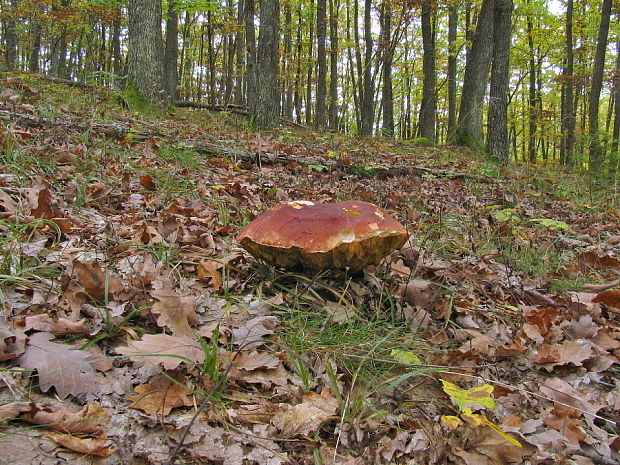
[24,314,89,336]
[150,277,197,337]
[535,339,594,370]
[21,402,109,435]
[0,402,32,421]
[197,259,223,291]
[72,261,123,302]
[129,374,194,416]
[17,332,98,399]
[231,316,278,349]
[116,333,205,369]
[271,389,338,438]
[47,432,115,457]
[543,404,586,447]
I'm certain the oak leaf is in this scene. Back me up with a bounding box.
[128,374,194,416]
[150,277,197,337]
[17,332,98,399]
[47,432,115,457]
[270,389,338,438]
[116,333,205,369]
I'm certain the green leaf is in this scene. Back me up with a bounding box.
[528,218,570,231]
[391,349,422,365]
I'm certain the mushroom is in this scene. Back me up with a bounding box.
[236,200,409,270]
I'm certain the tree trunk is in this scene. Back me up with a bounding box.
[3,0,18,70]
[527,14,537,163]
[29,17,42,73]
[419,0,436,142]
[316,0,327,129]
[163,0,179,100]
[305,0,314,126]
[283,1,294,119]
[453,0,494,147]
[254,0,280,129]
[588,0,612,171]
[50,0,70,77]
[380,1,394,136]
[127,0,164,101]
[610,36,619,175]
[447,2,458,137]
[560,0,575,167]
[487,0,513,165]
[245,0,257,114]
[359,0,374,136]
[234,0,245,105]
[328,0,339,130]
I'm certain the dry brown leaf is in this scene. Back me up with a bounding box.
[543,404,586,447]
[534,339,594,370]
[17,332,98,399]
[453,426,534,464]
[399,279,440,308]
[0,320,26,361]
[232,351,281,372]
[24,314,89,336]
[150,277,197,337]
[72,261,123,302]
[116,333,205,369]
[231,316,278,349]
[197,259,223,291]
[0,402,32,421]
[270,389,338,438]
[128,373,194,416]
[47,432,115,457]
[22,402,109,435]
[592,289,620,313]
[540,378,602,417]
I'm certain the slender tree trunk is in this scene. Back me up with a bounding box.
[293,5,303,123]
[127,0,164,101]
[561,0,575,167]
[380,1,394,136]
[359,0,374,136]
[527,15,537,163]
[3,0,18,70]
[328,0,339,130]
[487,0,513,165]
[305,0,314,126]
[254,0,280,129]
[29,17,42,73]
[50,0,70,77]
[447,2,458,137]
[163,0,179,100]
[245,0,257,114]
[111,11,122,79]
[610,36,619,175]
[419,0,436,142]
[283,1,293,119]
[453,0,494,147]
[588,0,612,171]
[234,0,245,105]
[315,0,327,129]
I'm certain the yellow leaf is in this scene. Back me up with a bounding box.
[462,408,522,447]
[441,415,462,430]
[391,349,422,364]
[441,380,496,410]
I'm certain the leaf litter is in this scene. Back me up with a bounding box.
[0,74,619,464]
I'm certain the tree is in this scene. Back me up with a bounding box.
[359,0,373,136]
[380,0,394,136]
[588,0,612,171]
[487,0,513,165]
[163,0,179,100]
[610,36,619,174]
[452,0,495,147]
[328,0,339,130]
[560,0,575,167]
[254,0,280,129]
[127,0,164,102]
[3,0,18,70]
[447,1,458,137]
[316,0,327,129]
[245,0,257,114]
[418,0,436,142]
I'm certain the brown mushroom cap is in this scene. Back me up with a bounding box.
[236,200,409,270]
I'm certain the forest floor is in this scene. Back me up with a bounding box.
[0,73,619,465]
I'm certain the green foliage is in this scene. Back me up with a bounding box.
[122,84,164,117]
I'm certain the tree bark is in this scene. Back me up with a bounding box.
[283,1,294,119]
[453,0,494,147]
[3,0,18,70]
[380,1,394,136]
[328,0,339,130]
[234,0,245,105]
[527,14,537,163]
[316,0,327,129]
[487,0,513,165]
[245,0,257,114]
[254,0,280,129]
[610,36,619,174]
[447,2,458,137]
[419,0,436,142]
[588,0,612,171]
[163,0,179,100]
[29,16,42,73]
[127,0,165,102]
[359,0,374,136]
[560,0,575,167]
